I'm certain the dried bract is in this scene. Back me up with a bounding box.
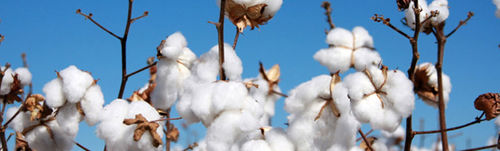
[15,132,32,151]
[223,0,282,32]
[123,114,163,147]
[474,93,500,120]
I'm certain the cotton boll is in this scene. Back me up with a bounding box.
[179,47,197,68]
[176,91,200,124]
[127,101,162,121]
[190,83,216,126]
[59,65,94,103]
[326,28,353,47]
[262,0,283,17]
[352,48,382,72]
[331,113,361,150]
[371,109,402,132]
[160,32,187,59]
[343,71,377,103]
[265,128,295,151]
[241,140,272,151]
[286,117,316,151]
[314,47,352,73]
[81,84,105,126]
[405,0,430,29]
[14,67,32,86]
[43,78,66,108]
[372,140,389,151]
[151,59,184,110]
[429,0,449,25]
[206,111,247,151]
[351,94,384,123]
[285,75,331,114]
[55,103,83,137]
[97,99,129,145]
[126,101,164,151]
[0,67,13,95]
[220,44,243,81]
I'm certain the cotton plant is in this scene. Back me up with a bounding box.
[313,26,382,73]
[96,99,165,151]
[285,74,360,151]
[414,62,452,108]
[344,65,415,132]
[151,32,196,111]
[404,0,449,33]
[218,0,283,32]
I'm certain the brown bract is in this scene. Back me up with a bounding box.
[360,137,377,151]
[22,94,52,121]
[15,132,32,151]
[3,74,24,104]
[224,0,272,32]
[123,114,163,147]
[259,63,280,95]
[474,93,500,120]
[166,126,179,142]
[414,64,439,105]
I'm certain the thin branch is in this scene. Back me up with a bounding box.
[321,1,335,30]
[3,105,23,128]
[76,9,121,40]
[356,129,374,142]
[433,21,449,151]
[215,0,227,81]
[359,129,374,151]
[75,142,91,151]
[183,142,198,151]
[271,90,288,98]
[5,133,13,142]
[130,11,149,23]
[232,27,240,50]
[446,12,474,38]
[117,0,138,99]
[126,61,157,78]
[372,14,411,39]
[414,118,487,135]
[152,117,182,122]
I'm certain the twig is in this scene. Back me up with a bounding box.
[183,142,198,151]
[5,133,13,142]
[130,11,149,23]
[359,129,374,151]
[214,0,227,81]
[372,14,411,39]
[20,53,32,96]
[356,129,374,142]
[76,9,121,40]
[433,21,449,151]
[153,117,182,122]
[414,118,487,135]
[233,27,240,50]
[75,142,91,151]
[321,1,335,30]
[3,105,23,128]
[446,12,474,38]
[126,61,157,78]
[271,90,288,98]
[165,108,172,151]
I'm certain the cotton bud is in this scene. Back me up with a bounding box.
[474,93,500,120]
[219,0,283,32]
[414,63,451,108]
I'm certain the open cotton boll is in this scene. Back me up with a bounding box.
[190,83,217,126]
[206,111,255,151]
[0,67,13,95]
[151,59,185,110]
[193,43,242,81]
[14,67,32,86]
[125,101,164,151]
[97,99,129,145]
[384,70,414,117]
[160,32,187,59]
[405,0,430,29]
[127,101,162,121]
[43,78,65,108]
[179,47,197,68]
[241,140,272,151]
[326,27,353,47]
[314,47,352,73]
[59,65,94,103]
[80,84,105,126]
[219,44,243,81]
[56,103,83,136]
[176,79,201,124]
[428,0,449,25]
[24,120,76,151]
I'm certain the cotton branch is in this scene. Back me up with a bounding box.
[77,0,149,99]
[213,0,227,81]
[321,1,335,31]
[183,143,198,151]
[75,142,91,151]
[413,116,487,135]
[446,11,474,38]
[358,129,374,151]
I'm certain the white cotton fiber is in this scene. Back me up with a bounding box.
[405,0,430,29]
[495,0,500,18]
[220,44,243,81]
[43,78,66,108]
[6,106,37,132]
[326,28,353,47]
[352,48,382,71]
[314,47,352,73]
[161,32,187,59]
[179,47,197,68]
[241,140,272,151]
[262,0,283,17]
[265,128,295,151]
[417,62,452,108]
[352,26,374,48]
[124,101,164,151]
[0,67,13,95]
[429,0,449,25]
[97,99,129,146]
[191,43,242,82]
[55,103,83,137]
[59,65,94,103]
[211,81,247,114]
[15,67,32,86]
[384,70,415,117]
[80,84,105,126]
[24,120,75,151]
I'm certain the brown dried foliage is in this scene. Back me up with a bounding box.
[474,93,500,120]
[15,132,32,151]
[414,64,439,105]
[123,114,163,147]
[22,94,51,121]
[224,0,273,32]
[166,126,179,142]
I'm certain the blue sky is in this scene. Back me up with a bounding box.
[0,0,499,150]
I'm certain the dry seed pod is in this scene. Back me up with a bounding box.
[474,93,500,120]
[414,63,451,108]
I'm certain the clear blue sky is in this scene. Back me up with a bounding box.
[0,0,499,150]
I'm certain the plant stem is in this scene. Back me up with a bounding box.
[414,116,486,135]
[117,0,134,99]
[216,0,227,81]
[432,22,449,151]
[233,27,240,50]
[358,129,374,151]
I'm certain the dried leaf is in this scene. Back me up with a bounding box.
[414,64,439,105]
[474,93,500,120]
[23,94,46,121]
[166,126,179,142]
